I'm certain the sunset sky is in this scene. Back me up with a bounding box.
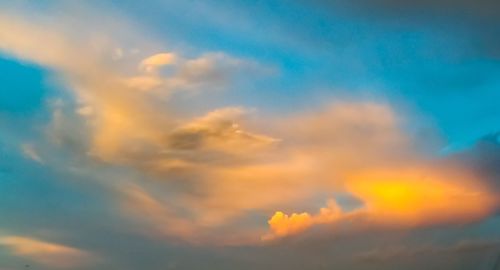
[1,1,500,269]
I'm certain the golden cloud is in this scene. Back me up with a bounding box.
[346,166,498,226]
[0,236,93,268]
[264,165,498,240]
[139,52,177,73]
[263,200,343,240]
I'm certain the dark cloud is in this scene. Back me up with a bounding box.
[343,0,500,18]
[310,0,500,21]
[453,132,500,190]
[355,239,500,263]
[309,0,500,58]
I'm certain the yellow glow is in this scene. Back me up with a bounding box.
[347,168,497,225]
[264,167,498,241]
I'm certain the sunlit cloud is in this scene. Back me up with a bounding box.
[139,52,177,73]
[263,200,344,240]
[0,236,93,268]
[0,2,499,253]
[346,166,498,226]
[264,165,499,240]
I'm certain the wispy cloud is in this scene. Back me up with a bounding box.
[20,143,43,164]
[0,235,94,268]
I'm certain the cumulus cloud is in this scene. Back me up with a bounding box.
[263,200,343,240]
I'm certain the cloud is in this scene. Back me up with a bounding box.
[355,239,500,263]
[1,3,499,250]
[0,235,93,268]
[139,52,177,73]
[120,185,198,242]
[452,132,500,190]
[123,75,166,91]
[311,0,500,58]
[130,52,262,92]
[167,107,277,153]
[120,184,266,246]
[113,100,499,244]
[0,8,272,165]
[263,200,343,240]
[20,143,43,163]
[336,0,500,18]
[175,53,263,86]
[346,166,498,224]
[263,163,498,240]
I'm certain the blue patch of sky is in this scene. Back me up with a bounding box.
[0,56,49,115]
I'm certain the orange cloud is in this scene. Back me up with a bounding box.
[139,52,177,73]
[263,200,343,240]
[264,165,499,240]
[346,166,498,226]
[0,236,93,268]
[266,212,313,239]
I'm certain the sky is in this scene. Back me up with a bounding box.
[0,1,499,269]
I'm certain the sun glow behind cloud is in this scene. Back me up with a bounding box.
[264,165,498,240]
[347,167,497,225]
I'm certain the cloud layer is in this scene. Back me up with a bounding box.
[0,2,499,270]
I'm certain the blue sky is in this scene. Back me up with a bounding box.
[0,1,499,269]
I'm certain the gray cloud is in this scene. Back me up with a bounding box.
[338,0,500,17]
[308,0,500,58]
[452,132,500,191]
